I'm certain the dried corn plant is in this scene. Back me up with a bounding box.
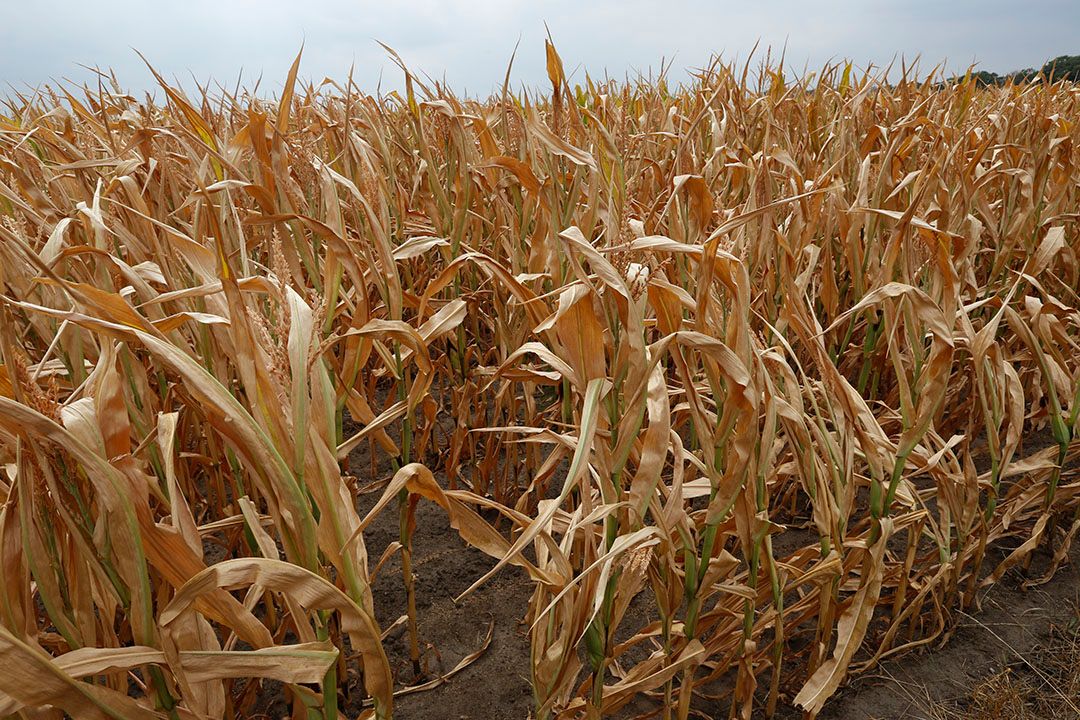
[0,47,1077,719]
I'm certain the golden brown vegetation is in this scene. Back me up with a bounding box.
[937,620,1080,720]
[0,46,1078,719]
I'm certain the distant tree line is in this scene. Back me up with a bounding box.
[967,55,1080,85]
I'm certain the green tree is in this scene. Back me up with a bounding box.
[1042,55,1080,81]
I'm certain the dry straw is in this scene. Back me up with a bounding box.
[0,45,1077,719]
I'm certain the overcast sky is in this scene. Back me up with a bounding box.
[3,1,1079,98]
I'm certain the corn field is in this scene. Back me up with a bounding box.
[0,46,1078,719]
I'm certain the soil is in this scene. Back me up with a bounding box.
[354,493,537,720]
[332,417,1080,720]
[801,544,1080,720]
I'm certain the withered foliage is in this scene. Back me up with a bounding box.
[0,48,1077,719]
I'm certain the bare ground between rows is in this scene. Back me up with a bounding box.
[794,543,1080,720]
[337,429,1079,720]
